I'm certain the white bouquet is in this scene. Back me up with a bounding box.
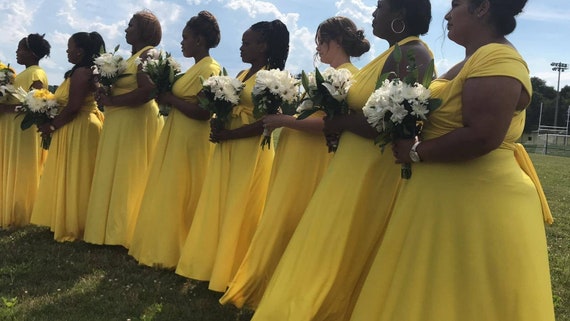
[198,68,245,139]
[0,62,16,100]
[12,87,59,149]
[252,68,299,149]
[297,67,354,152]
[362,44,441,179]
[137,48,182,116]
[93,45,128,94]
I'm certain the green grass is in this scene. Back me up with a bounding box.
[0,227,253,321]
[0,153,568,321]
[530,153,570,320]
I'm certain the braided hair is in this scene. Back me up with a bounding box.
[250,20,290,70]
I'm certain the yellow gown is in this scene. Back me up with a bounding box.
[349,44,555,321]
[83,46,164,247]
[30,76,104,241]
[176,69,273,292]
[220,63,358,309]
[128,57,221,268]
[0,66,47,228]
[251,37,427,321]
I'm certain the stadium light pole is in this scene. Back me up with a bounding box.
[551,62,568,127]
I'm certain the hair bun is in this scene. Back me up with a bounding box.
[493,0,527,16]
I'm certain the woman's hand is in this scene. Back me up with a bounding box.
[322,115,345,136]
[262,114,294,132]
[157,91,174,106]
[392,138,416,164]
[210,127,233,143]
[37,122,56,137]
[96,91,113,107]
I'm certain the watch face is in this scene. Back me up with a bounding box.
[409,151,420,163]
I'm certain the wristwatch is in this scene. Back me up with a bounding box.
[409,140,422,163]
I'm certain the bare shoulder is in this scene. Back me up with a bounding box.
[70,67,92,81]
[400,41,432,62]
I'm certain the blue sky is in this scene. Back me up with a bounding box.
[1,0,569,91]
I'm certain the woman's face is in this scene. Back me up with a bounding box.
[66,37,82,65]
[16,39,34,65]
[125,17,140,45]
[372,0,396,39]
[316,33,341,65]
[181,27,198,58]
[445,0,477,45]
[240,29,265,64]
[315,32,330,64]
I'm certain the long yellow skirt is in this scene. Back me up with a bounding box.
[349,148,555,321]
[251,132,401,321]
[83,104,163,247]
[0,112,44,228]
[176,133,273,292]
[128,109,212,268]
[220,127,331,308]
[30,109,103,241]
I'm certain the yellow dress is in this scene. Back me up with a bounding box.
[30,77,104,241]
[220,62,358,309]
[128,57,221,268]
[349,44,555,321]
[83,46,164,247]
[0,66,47,228]
[176,69,273,292]
[251,37,427,321]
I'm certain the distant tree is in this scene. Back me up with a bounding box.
[525,77,556,132]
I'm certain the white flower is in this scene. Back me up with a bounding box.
[297,99,314,113]
[320,67,354,101]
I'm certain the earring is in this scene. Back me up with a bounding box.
[391,19,406,34]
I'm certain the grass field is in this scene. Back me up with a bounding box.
[0,153,568,321]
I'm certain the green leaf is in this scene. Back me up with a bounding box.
[20,113,34,130]
[301,70,310,93]
[393,43,402,64]
[296,109,317,120]
[376,71,394,90]
[422,59,436,89]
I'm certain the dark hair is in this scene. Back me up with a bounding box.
[26,33,51,59]
[469,0,527,35]
[250,20,290,70]
[66,32,106,78]
[185,10,221,49]
[316,16,370,58]
[389,0,432,36]
[133,10,162,46]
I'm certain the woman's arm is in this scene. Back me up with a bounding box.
[263,114,323,135]
[38,68,92,134]
[158,91,210,121]
[323,112,378,139]
[392,76,523,163]
[211,120,264,142]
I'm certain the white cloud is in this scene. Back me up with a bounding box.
[0,0,39,42]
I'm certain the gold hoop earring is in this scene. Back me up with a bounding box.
[391,19,406,34]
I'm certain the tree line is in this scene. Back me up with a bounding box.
[525,77,570,132]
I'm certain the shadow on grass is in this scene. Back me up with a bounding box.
[0,226,253,321]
